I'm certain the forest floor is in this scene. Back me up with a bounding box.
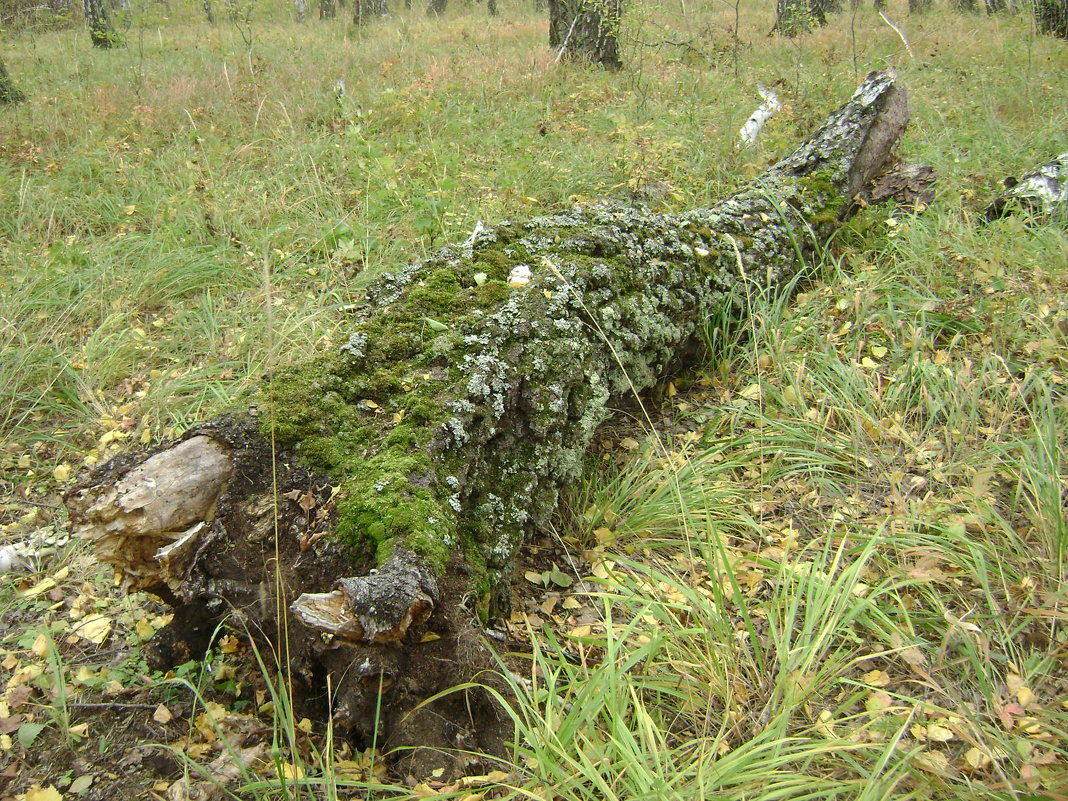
[1,1,1066,799]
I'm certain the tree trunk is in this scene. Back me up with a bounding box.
[320,0,336,18]
[954,0,977,10]
[204,0,217,23]
[353,0,386,23]
[1034,0,1067,37]
[83,0,121,47]
[0,60,26,106]
[426,0,447,15]
[66,71,910,777]
[775,0,826,35]
[984,153,1068,222]
[295,0,306,21]
[548,0,623,70]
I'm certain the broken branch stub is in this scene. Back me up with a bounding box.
[65,435,233,592]
[290,547,438,644]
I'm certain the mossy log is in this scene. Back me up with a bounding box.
[65,71,909,772]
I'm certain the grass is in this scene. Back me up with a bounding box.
[1,0,1066,799]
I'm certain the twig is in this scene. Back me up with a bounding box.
[878,9,914,59]
[554,13,581,64]
[68,702,159,710]
[3,497,63,511]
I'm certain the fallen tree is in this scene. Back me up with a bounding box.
[65,71,910,773]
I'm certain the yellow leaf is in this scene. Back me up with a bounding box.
[593,526,615,544]
[412,783,440,797]
[419,632,441,643]
[739,383,761,401]
[963,746,990,770]
[1016,686,1036,708]
[152,704,174,724]
[569,625,593,638]
[280,763,305,779]
[31,632,50,659]
[862,669,890,687]
[926,723,955,742]
[78,614,112,645]
[297,717,313,733]
[870,345,888,358]
[619,437,640,451]
[22,577,57,599]
[68,722,89,738]
[24,786,63,801]
[134,618,155,639]
[861,356,879,369]
[914,750,952,775]
[52,464,70,483]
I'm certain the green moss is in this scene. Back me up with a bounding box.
[474,249,517,281]
[796,170,847,232]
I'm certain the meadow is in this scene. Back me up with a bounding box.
[1,0,1066,798]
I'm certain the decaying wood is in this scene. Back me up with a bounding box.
[984,153,1068,222]
[66,71,911,775]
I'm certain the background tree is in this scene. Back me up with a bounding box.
[83,0,121,46]
[1034,0,1067,36]
[548,0,623,70]
[203,0,217,23]
[319,0,336,18]
[0,59,26,105]
[775,0,827,35]
[352,0,387,24]
[909,0,932,13]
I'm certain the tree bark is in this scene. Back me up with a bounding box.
[66,72,910,775]
[83,0,121,47]
[775,0,826,35]
[548,0,623,70]
[1034,0,1067,37]
[353,0,387,24]
[984,153,1068,222]
[320,0,336,18]
[0,60,26,106]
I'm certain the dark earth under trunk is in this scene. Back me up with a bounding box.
[66,72,911,777]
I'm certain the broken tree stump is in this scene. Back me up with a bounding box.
[65,71,910,774]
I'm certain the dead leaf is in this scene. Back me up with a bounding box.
[77,614,112,645]
[24,786,63,801]
[153,704,174,724]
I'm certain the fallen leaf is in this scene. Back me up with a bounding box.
[77,615,112,645]
[153,704,174,724]
[31,633,50,659]
[22,578,57,599]
[24,785,63,801]
[1016,686,1036,708]
[862,669,890,687]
